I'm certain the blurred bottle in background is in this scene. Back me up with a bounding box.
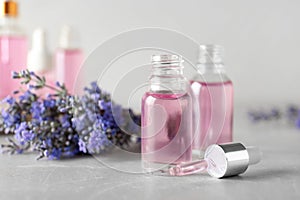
[0,0,27,98]
[190,45,233,158]
[55,25,84,93]
[27,28,54,96]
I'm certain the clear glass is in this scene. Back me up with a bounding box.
[141,55,192,172]
[191,45,233,157]
[0,17,27,98]
[55,48,84,93]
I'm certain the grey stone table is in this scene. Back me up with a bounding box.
[0,114,300,200]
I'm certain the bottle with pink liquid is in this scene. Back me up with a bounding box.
[142,55,192,172]
[190,45,233,157]
[0,0,27,98]
[55,26,84,93]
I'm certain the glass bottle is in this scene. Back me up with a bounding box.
[190,45,233,157]
[0,0,27,98]
[55,26,84,93]
[142,54,192,172]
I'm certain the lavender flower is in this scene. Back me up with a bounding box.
[72,81,136,154]
[0,70,141,160]
[247,105,300,130]
[247,108,282,123]
[14,122,35,145]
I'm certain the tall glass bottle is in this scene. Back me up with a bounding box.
[142,55,192,171]
[0,0,27,98]
[190,45,233,157]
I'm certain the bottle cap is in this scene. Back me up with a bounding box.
[59,25,80,49]
[204,142,261,178]
[1,0,17,17]
[27,28,52,72]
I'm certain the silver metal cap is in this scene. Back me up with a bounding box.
[204,143,250,178]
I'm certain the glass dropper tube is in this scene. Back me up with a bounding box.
[169,159,209,176]
[164,143,262,178]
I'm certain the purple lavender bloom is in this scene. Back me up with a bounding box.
[99,100,110,110]
[90,93,100,101]
[11,71,20,79]
[43,98,56,108]
[247,111,263,122]
[22,130,35,142]
[86,110,97,122]
[60,114,71,128]
[49,148,62,160]
[2,96,15,105]
[78,138,87,153]
[31,101,43,121]
[90,82,101,94]
[19,91,33,101]
[87,130,111,154]
[28,84,35,90]
[1,110,17,127]
[14,122,34,144]
[55,81,61,87]
[84,82,101,95]
[287,105,299,122]
[72,115,87,132]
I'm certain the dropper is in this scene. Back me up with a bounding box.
[160,142,262,178]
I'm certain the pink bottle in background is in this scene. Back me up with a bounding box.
[27,28,54,96]
[190,45,233,157]
[0,0,27,98]
[55,26,84,93]
[142,55,192,172]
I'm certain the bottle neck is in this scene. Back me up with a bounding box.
[196,45,226,74]
[197,62,226,74]
[0,16,23,36]
[194,62,231,83]
[149,62,188,94]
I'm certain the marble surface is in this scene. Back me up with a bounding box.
[0,116,300,200]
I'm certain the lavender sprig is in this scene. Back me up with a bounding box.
[247,105,300,129]
[0,70,141,159]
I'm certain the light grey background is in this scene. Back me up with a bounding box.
[18,0,300,106]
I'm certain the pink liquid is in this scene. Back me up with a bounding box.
[55,49,84,93]
[190,81,233,152]
[0,36,27,98]
[141,92,192,167]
